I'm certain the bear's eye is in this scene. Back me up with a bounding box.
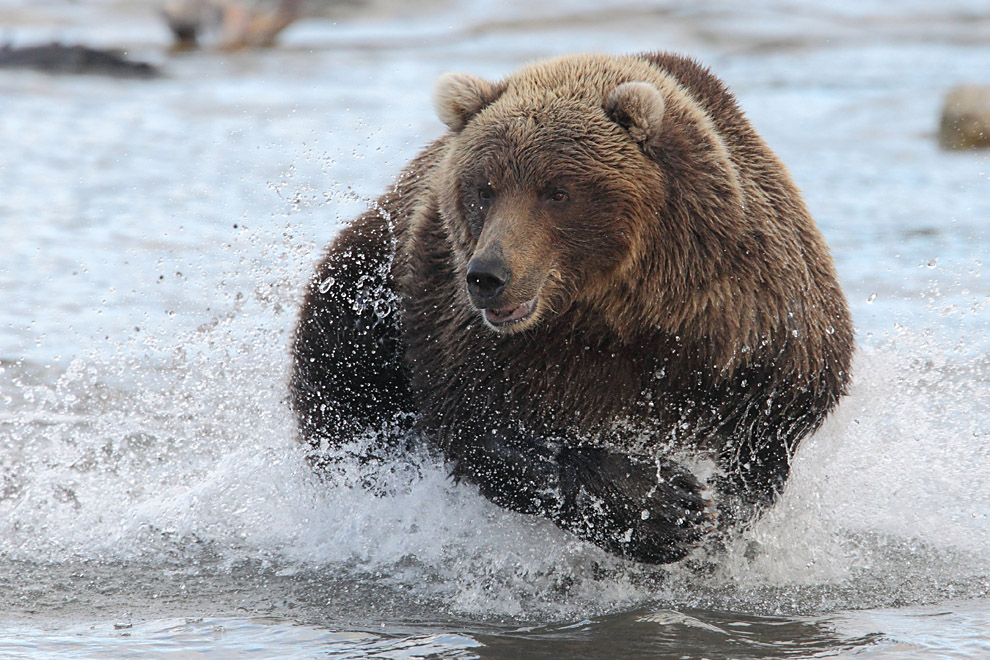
[548,189,570,203]
[477,185,494,202]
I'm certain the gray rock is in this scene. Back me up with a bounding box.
[939,85,990,150]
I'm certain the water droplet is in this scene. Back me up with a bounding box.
[926,258,938,269]
[867,293,877,303]
[318,276,335,293]
[640,509,650,520]
[826,325,835,335]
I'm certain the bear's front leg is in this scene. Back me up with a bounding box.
[555,448,715,564]
[448,429,565,517]
[290,209,413,462]
[449,431,714,564]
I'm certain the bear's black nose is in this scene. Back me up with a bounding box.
[466,257,510,302]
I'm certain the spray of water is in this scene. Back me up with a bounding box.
[1,210,987,622]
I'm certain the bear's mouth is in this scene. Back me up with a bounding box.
[483,297,537,328]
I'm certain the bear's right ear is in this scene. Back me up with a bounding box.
[433,72,505,132]
[603,82,667,147]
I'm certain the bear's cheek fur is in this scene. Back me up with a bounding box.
[546,186,652,311]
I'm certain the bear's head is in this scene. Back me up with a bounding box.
[432,55,746,338]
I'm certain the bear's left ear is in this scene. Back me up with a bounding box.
[604,82,667,147]
[433,72,506,132]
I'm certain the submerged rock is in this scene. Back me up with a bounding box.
[0,43,161,79]
[939,85,990,150]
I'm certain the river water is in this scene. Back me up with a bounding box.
[1,0,989,658]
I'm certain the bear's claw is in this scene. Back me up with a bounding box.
[556,448,715,564]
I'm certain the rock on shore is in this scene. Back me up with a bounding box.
[939,85,990,150]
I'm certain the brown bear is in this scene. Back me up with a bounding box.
[290,52,853,564]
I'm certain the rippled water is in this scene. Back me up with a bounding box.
[1,0,989,657]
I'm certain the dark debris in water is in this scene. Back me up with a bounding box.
[0,43,162,79]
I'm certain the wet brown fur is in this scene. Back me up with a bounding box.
[291,53,853,563]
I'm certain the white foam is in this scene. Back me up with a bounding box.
[3,306,989,617]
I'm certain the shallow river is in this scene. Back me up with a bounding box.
[1,0,989,658]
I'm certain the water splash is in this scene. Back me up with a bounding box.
[2,282,988,621]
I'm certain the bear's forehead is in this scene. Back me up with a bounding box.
[456,114,622,184]
[456,102,640,186]
[448,55,673,185]
[455,55,669,166]
[505,53,666,101]
[474,101,608,145]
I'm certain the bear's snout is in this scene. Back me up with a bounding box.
[465,254,540,331]
[466,256,510,304]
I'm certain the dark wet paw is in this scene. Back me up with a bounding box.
[556,448,715,564]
